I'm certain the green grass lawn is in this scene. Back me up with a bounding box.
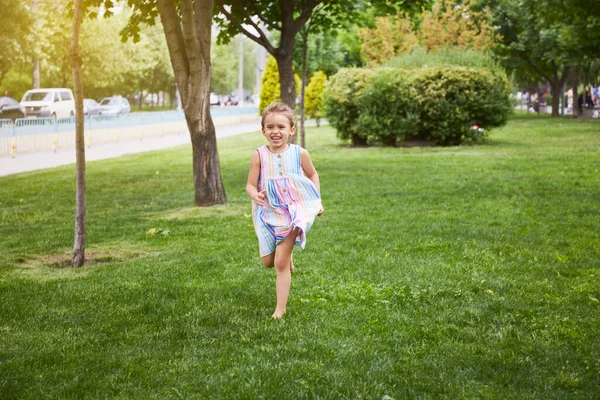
[1,113,599,399]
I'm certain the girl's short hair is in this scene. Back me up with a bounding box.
[261,101,295,129]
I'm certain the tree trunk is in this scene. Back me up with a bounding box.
[568,67,580,117]
[157,0,227,206]
[549,66,569,117]
[32,58,40,89]
[186,107,227,206]
[275,52,297,143]
[300,30,308,148]
[276,52,296,108]
[71,0,86,267]
[582,64,589,120]
[31,0,40,89]
[551,84,562,117]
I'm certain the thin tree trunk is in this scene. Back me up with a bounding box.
[71,0,86,267]
[551,84,562,117]
[569,67,580,117]
[300,30,308,148]
[583,64,589,120]
[31,0,40,89]
[32,58,40,89]
[550,66,569,117]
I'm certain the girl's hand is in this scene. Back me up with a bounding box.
[317,207,324,216]
[254,190,267,206]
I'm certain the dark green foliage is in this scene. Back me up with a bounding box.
[411,66,513,145]
[324,64,512,146]
[356,68,419,146]
[323,67,372,145]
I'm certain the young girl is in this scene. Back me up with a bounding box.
[246,102,324,319]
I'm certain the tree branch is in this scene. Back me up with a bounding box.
[240,0,280,31]
[180,0,202,74]
[518,50,553,83]
[194,0,213,67]
[216,1,277,55]
[157,0,190,79]
[290,0,320,36]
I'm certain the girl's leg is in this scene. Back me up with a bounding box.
[261,252,275,268]
[272,228,299,319]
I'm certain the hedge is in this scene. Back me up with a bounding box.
[324,65,512,146]
[323,68,372,145]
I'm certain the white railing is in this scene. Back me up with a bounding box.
[0,109,259,158]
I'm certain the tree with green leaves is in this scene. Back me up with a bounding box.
[0,0,31,88]
[116,0,227,206]
[487,0,600,117]
[358,14,418,68]
[214,0,327,110]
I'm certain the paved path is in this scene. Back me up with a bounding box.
[0,118,325,177]
[0,119,262,177]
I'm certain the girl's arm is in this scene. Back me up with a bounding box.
[246,151,266,206]
[300,148,324,215]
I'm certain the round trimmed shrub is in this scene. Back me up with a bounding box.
[323,68,372,145]
[357,68,419,146]
[324,65,512,146]
[410,66,512,145]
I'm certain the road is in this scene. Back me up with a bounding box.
[0,119,262,177]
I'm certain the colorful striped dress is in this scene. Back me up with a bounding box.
[252,144,322,257]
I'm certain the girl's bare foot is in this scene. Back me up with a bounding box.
[272,309,286,319]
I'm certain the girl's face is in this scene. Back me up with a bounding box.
[262,112,295,151]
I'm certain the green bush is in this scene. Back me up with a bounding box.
[410,66,512,145]
[259,56,280,114]
[356,68,419,146]
[324,64,512,146]
[323,68,372,145]
[259,56,302,115]
[305,71,327,124]
[1,70,32,101]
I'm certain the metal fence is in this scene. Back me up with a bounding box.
[0,109,258,158]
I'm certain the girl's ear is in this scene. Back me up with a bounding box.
[290,126,296,136]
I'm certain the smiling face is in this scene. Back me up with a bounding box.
[262,112,295,152]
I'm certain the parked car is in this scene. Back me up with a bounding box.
[226,95,239,106]
[210,92,220,106]
[20,88,75,119]
[99,96,131,116]
[83,98,101,116]
[0,96,26,121]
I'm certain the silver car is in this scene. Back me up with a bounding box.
[99,96,131,116]
[83,99,101,116]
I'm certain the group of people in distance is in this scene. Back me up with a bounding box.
[515,86,600,115]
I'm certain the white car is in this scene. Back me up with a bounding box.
[20,88,75,119]
[99,96,131,116]
[83,99,101,116]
